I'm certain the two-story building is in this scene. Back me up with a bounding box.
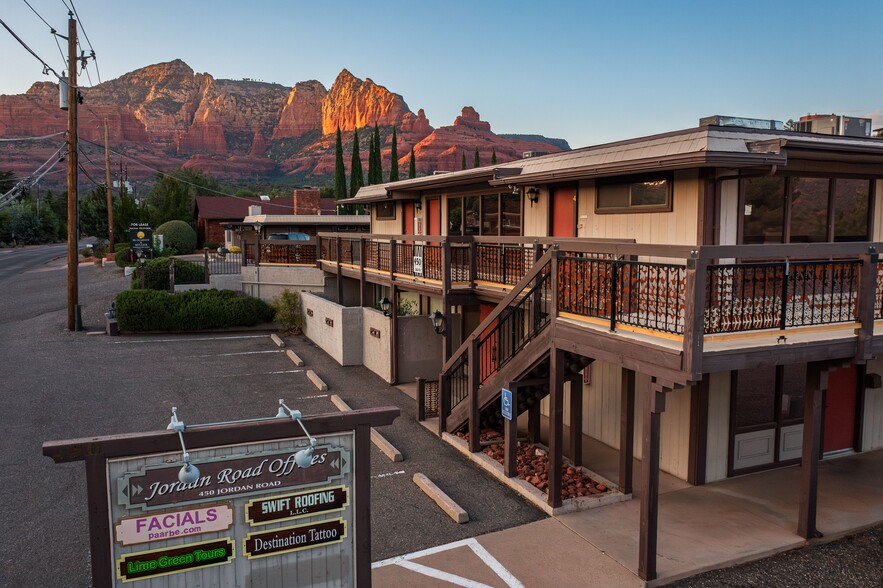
[309,118,883,580]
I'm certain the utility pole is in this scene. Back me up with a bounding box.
[104,118,114,251]
[66,12,79,331]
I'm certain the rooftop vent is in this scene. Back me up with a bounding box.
[259,195,271,201]
[700,115,783,131]
[523,150,548,158]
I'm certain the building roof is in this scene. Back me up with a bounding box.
[194,196,338,219]
[344,125,883,202]
[239,214,370,225]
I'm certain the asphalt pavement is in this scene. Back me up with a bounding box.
[0,246,544,587]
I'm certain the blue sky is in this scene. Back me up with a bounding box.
[2,1,881,148]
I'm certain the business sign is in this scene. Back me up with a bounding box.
[116,538,234,583]
[501,387,513,421]
[413,244,424,277]
[106,433,357,587]
[128,223,152,257]
[117,445,349,511]
[115,504,234,546]
[245,485,349,526]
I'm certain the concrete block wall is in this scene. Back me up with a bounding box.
[363,308,392,382]
[301,292,363,366]
[397,315,443,382]
[241,266,326,303]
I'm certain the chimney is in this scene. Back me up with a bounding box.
[248,205,262,216]
[292,189,321,215]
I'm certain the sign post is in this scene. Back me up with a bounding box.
[501,387,513,421]
[44,406,398,587]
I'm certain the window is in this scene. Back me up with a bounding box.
[741,176,871,244]
[375,201,395,220]
[596,175,672,213]
[447,193,522,236]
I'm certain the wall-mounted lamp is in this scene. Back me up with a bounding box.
[254,222,262,240]
[414,199,422,212]
[276,399,318,468]
[526,187,540,206]
[430,310,445,335]
[379,297,391,317]
[166,407,201,484]
[509,185,519,195]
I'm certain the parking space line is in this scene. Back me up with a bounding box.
[113,335,270,344]
[371,470,406,480]
[214,369,304,378]
[195,350,285,357]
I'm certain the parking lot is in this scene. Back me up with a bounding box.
[0,260,544,586]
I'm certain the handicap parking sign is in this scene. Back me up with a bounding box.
[501,388,513,421]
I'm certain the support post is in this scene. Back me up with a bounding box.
[66,15,79,332]
[620,368,635,494]
[682,254,707,379]
[798,362,825,539]
[390,285,398,385]
[438,373,450,436]
[85,454,112,588]
[336,236,343,304]
[359,238,367,307]
[504,382,517,477]
[468,337,481,453]
[389,239,397,281]
[639,380,666,582]
[548,347,565,508]
[468,240,477,288]
[442,240,453,363]
[203,248,210,283]
[570,376,583,467]
[354,424,373,587]
[856,249,877,361]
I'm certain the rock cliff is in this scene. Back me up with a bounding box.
[0,61,569,185]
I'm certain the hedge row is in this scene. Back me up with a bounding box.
[131,257,205,290]
[115,289,274,331]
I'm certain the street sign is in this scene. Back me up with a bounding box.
[501,388,513,421]
[128,222,152,258]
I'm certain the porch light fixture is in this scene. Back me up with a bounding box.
[414,199,422,212]
[379,297,392,317]
[526,187,540,206]
[509,185,519,195]
[275,399,318,468]
[166,407,200,484]
[254,222,262,239]
[430,310,445,334]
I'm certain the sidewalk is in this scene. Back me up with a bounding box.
[372,449,883,587]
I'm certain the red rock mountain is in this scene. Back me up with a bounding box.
[0,60,569,186]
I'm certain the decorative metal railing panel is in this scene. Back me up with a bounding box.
[450,246,470,282]
[207,252,242,275]
[448,354,469,410]
[365,241,390,272]
[876,263,883,319]
[423,244,443,281]
[705,260,860,333]
[475,244,535,286]
[259,242,317,265]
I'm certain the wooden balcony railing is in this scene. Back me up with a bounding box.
[244,240,317,266]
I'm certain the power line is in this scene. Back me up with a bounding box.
[0,17,63,82]
[77,162,102,189]
[0,130,67,142]
[22,0,68,74]
[68,0,100,83]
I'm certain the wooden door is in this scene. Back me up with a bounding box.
[551,187,576,237]
[824,364,857,453]
[403,202,415,236]
[428,199,440,236]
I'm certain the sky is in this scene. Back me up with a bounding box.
[1,0,881,149]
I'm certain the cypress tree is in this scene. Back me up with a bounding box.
[372,124,382,184]
[491,148,497,165]
[334,127,347,200]
[409,147,416,179]
[461,151,467,170]
[474,149,480,168]
[350,129,364,197]
[366,129,377,185]
[389,127,399,182]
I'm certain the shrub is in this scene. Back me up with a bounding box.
[114,242,129,253]
[131,257,205,290]
[79,247,93,258]
[92,243,107,258]
[115,289,274,331]
[203,241,221,250]
[229,245,241,254]
[273,289,304,334]
[155,220,197,254]
[115,245,132,267]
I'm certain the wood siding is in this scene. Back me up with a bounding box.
[372,205,400,235]
[577,170,700,246]
[874,180,883,241]
[705,371,731,483]
[719,179,739,247]
[523,188,549,237]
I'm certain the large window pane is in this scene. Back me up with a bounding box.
[834,179,870,242]
[631,179,669,206]
[464,196,480,235]
[447,198,462,236]
[481,195,499,236]
[500,193,521,236]
[790,177,829,243]
[734,366,777,428]
[743,177,785,244]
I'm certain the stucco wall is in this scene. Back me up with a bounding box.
[241,266,326,303]
[209,273,242,291]
[362,308,392,382]
[397,315,444,382]
[301,292,363,366]
[705,371,731,483]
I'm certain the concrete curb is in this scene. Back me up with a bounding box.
[306,369,328,391]
[413,473,469,524]
[270,333,285,348]
[286,349,304,366]
[330,395,403,462]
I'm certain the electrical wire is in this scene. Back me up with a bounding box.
[0,17,63,82]
[0,130,67,142]
[77,162,102,189]
[22,0,67,70]
[78,137,298,210]
[68,0,100,83]
[0,143,66,205]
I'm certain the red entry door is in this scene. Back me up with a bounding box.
[403,202,415,236]
[824,364,857,453]
[427,199,440,236]
[551,187,575,237]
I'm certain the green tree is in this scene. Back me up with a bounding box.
[474,149,480,168]
[7,200,50,243]
[388,127,399,182]
[147,168,222,227]
[113,184,146,241]
[350,129,364,197]
[78,186,110,239]
[367,128,377,185]
[234,189,258,198]
[491,148,497,165]
[409,147,416,179]
[372,124,383,184]
[0,170,14,193]
[334,127,347,199]
[461,151,467,170]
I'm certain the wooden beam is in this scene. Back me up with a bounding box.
[390,285,399,384]
[359,237,368,307]
[856,250,877,362]
[336,236,343,304]
[86,455,111,588]
[548,347,565,508]
[354,424,372,586]
[468,338,481,453]
[570,377,583,467]
[620,368,636,495]
[688,377,709,485]
[798,362,825,539]
[504,383,517,477]
[639,380,667,582]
